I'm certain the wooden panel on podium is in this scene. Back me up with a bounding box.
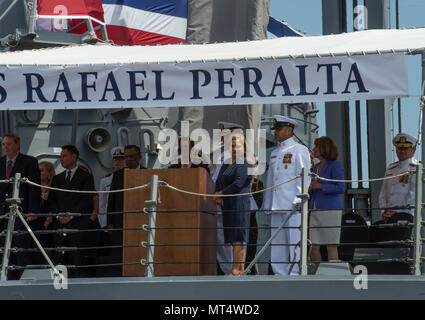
[122,168,217,276]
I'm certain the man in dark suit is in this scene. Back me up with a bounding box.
[106,145,145,276]
[168,137,210,174]
[0,133,41,279]
[48,145,94,277]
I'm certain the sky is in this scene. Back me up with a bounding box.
[270,0,425,186]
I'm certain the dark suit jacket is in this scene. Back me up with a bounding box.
[0,153,40,217]
[49,167,95,229]
[107,166,145,228]
[168,162,210,175]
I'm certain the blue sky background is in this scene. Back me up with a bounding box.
[270,0,424,186]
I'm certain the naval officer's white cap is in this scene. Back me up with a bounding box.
[111,146,125,159]
[217,121,244,130]
[393,133,417,148]
[271,115,298,130]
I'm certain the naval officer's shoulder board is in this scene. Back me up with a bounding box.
[384,161,399,177]
[388,161,399,170]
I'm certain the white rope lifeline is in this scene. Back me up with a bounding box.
[18,168,416,198]
[160,174,301,198]
[310,170,414,183]
[23,178,150,194]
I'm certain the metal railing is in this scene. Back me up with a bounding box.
[0,164,422,279]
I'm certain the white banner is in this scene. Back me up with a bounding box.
[0,54,407,110]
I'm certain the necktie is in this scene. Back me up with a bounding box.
[65,170,71,186]
[6,160,12,179]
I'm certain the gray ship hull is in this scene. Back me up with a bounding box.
[1,274,424,300]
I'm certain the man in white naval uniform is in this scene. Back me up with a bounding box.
[379,133,418,221]
[262,115,311,275]
[98,147,126,228]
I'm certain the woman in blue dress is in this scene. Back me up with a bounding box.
[309,136,345,271]
[214,134,252,276]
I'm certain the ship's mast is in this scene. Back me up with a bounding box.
[322,0,394,223]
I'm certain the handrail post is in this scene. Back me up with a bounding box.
[144,175,158,277]
[243,207,297,275]
[413,163,423,275]
[0,173,21,280]
[27,0,38,34]
[13,202,60,277]
[299,167,310,276]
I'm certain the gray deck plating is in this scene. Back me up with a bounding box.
[1,275,425,300]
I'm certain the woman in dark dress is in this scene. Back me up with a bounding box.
[214,134,252,276]
[39,161,55,260]
[40,161,55,228]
